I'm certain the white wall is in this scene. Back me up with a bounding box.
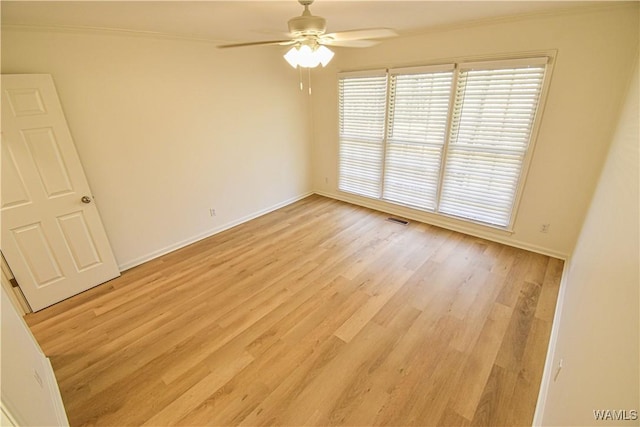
[1,284,69,426]
[538,58,639,426]
[1,28,313,269]
[311,4,639,258]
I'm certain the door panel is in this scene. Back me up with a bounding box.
[57,211,103,271]
[1,74,120,311]
[23,127,74,197]
[5,87,47,116]
[10,222,64,287]
[1,141,31,209]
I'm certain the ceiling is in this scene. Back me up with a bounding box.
[1,1,615,44]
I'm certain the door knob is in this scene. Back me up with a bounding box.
[81,196,92,204]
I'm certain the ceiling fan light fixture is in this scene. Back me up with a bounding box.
[298,45,320,68]
[284,46,301,68]
[316,45,335,67]
[283,44,334,69]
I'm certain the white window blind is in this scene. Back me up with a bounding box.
[383,66,454,210]
[439,60,547,227]
[338,72,388,198]
[337,57,549,229]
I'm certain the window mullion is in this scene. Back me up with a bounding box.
[434,65,460,213]
[379,70,392,200]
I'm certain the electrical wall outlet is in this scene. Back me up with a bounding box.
[209,208,216,217]
[540,223,550,233]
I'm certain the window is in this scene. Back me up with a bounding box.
[338,72,387,198]
[338,58,548,228]
[384,65,454,210]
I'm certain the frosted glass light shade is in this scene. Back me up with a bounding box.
[316,45,335,67]
[283,44,334,68]
[284,47,300,68]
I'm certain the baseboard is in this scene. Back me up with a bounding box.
[531,257,572,426]
[313,190,569,260]
[117,192,314,271]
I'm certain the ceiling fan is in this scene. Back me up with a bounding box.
[218,0,397,69]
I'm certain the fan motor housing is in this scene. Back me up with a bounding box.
[288,15,327,36]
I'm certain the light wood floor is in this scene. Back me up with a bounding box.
[26,195,562,426]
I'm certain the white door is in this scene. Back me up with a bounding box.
[1,74,120,311]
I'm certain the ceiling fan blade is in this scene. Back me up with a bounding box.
[218,40,295,49]
[321,39,380,48]
[323,28,397,42]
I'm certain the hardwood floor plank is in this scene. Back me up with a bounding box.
[238,336,346,426]
[24,195,563,426]
[505,317,555,426]
[62,303,223,410]
[449,272,507,353]
[279,321,396,425]
[371,315,461,426]
[409,348,467,426]
[438,406,472,427]
[495,280,543,372]
[470,364,518,426]
[495,250,529,308]
[448,302,513,419]
[334,267,412,343]
[535,257,564,322]
[143,352,254,426]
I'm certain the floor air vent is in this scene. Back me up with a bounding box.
[387,217,409,225]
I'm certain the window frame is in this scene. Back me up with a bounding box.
[383,64,456,211]
[336,54,555,231]
[338,69,389,199]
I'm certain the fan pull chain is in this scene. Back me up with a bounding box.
[298,66,303,91]
[308,68,312,95]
